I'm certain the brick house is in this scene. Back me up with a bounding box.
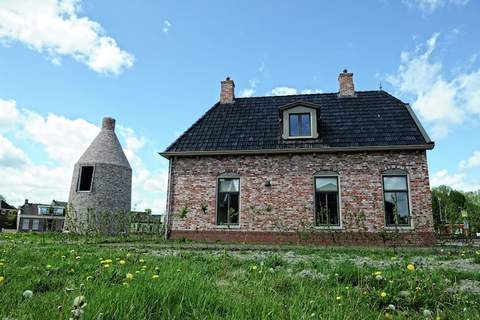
[161,70,436,245]
[17,200,66,232]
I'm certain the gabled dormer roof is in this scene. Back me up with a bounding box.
[161,90,434,158]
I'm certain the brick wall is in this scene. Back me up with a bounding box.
[167,150,435,245]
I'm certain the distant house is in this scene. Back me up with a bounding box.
[161,70,436,246]
[17,200,66,232]
[0,200,17,230]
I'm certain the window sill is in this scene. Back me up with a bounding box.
[214,225,241,229]
[384,226,414,231]
[283,135,316,140]
[313,225,343,230]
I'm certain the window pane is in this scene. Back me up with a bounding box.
[32,219,40,231]
[383,176,407,191]
[327,193,339,225]
[315,177,338,192]
[315,193,328,225]
[384,191,409,226]
[300,114,311,136]
[219,178,239,192]
[289,114,299,136]
[315,192,339,226]
[22,219,29,230]
[228,193,239,224]
[217,192,229,224]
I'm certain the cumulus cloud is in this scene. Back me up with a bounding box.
[432,149,480,191]
[0,0,134,74]
[268,87,322,96]
[403,0,469,13]
[0,99,167,214]
[459,151,480,170]
[0,99,20,130]
[387,33,480,138]
[238,79,259,98]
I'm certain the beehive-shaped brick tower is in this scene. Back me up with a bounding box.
[66,117,132,234]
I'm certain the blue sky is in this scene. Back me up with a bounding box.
[0,0,479,212]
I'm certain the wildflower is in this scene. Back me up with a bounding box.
[126,273,134,280]
[407,263,415,272]
[100,259,112,264]
[139,259,145,263]
[155,266,160,272]
[336,296,341,301]
[251,265,258,271]
[0,262,4,267]
[423,309,433,317]
[126,253,132,257]
[374,271,382,276]
[103,264,111,268]
[152,274,160,279]
[385,313,394,320]
[23,290,33,299]
[70,250,75,254]
[71,296,87,319]
[122,282,129,287]
[75,256,81,260]
[387,304,396,311]
[380,292,387,298]
[119,260,126,265]
[0,276,5,284]
[46,264,52,269]
[375,275,385,281]
[61,255,66,259]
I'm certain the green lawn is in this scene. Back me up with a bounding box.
[0,233,479,319]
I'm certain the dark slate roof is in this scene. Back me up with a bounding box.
[163,90,433,155]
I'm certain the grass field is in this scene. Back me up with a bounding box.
[0,233,479,319]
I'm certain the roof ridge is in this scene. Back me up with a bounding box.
[235,90,385,100]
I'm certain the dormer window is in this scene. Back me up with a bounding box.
[280,101,320,139]
[289,113,311,137]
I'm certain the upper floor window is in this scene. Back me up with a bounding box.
[314,175,340,226]
[52,207,65,216]
[382,171,410,227]
[78,166,94,192]
[38,206,50,215]
[217,177,240,226]
[280,103,319,140]
[289,113,311,137]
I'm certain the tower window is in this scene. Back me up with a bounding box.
[78,166,94,192]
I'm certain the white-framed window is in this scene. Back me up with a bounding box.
[52,207,65,216]
[314,172,340,226]
[216,177,240,226]
[282,105,319,139]
[38,206,50,215]
[22,218,30,230]
[32,219,40,231]
[382,169,411,227]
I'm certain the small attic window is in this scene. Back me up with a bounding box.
[78,166,94,192]
[281,104,319,139]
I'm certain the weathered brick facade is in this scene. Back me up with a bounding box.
[167,150,435,246]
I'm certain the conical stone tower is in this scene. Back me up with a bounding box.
[66,117,132,234]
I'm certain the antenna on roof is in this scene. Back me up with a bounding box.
[379,81,383,91]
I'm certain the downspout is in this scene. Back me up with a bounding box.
[164,157,174,240]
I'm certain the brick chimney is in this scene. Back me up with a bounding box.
[220,77,235,104]
[338,69,355,97]
[102,117,116,131]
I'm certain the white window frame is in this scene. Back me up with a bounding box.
[22,218,30,230]
[313,171,343,229]
[382,169,414,230]
[32,219,40,231]
[215,173,241,228]
[282,106,319,139]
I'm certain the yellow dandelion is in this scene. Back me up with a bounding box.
[152,274,160,279]
[119,260,126,265]
[407,263,415,271]
[126,273,134,280]
[103,264,111,268]
[0,276,5,284]
[374,271,382,276]
[251,265,258,271]
[336,296,342,301]
[380,292,387,298]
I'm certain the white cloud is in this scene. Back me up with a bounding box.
[0,0,134,74]
[0,135,29,167]
[239,79,258,98]
[163,20,172,34]
[0,99,167,214]
[387,33,480,138]
[459,151,480,170]
[432,149,480,191]
[0,99,20,130]
[403,0,469,13]
[268,87,323,96]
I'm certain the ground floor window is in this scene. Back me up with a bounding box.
[314,176,340,226]
[22,218,30,230]
[383,174,410,226]
[32,219,40,231]
[217,177,240,226]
